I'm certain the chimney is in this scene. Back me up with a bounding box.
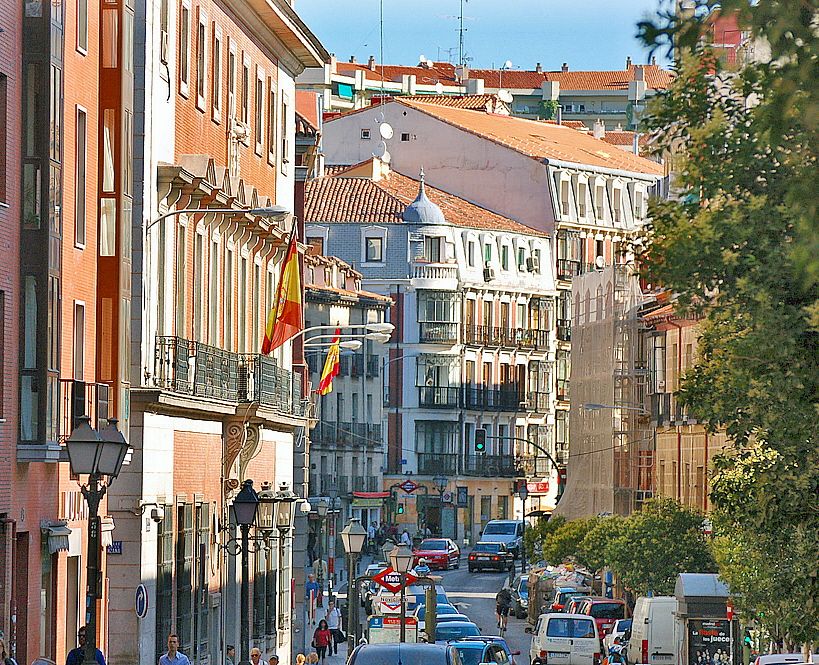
[349,55,356,63]
[651,56,657,66]
[626,55,632,69]
[535,62,542,73]
[635,65,645,81]
[368,55,376,70]
[561,62,569,73]
[593,119,605,139]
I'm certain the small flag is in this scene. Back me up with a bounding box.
[316,328,341,396]
[261,221,302,354]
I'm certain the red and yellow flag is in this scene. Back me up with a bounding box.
[261,224,302,354]
[316,328,341,396]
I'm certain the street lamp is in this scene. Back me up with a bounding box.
[232,480,259,665]
[316,500,329,601]
[389,543,415,643]
[341,518,368,654]
[65,416,129,665]
[518,483,529,574]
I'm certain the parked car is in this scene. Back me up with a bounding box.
[510,574,530,618]
[480,520,525,558]
[566,596,594,614]
[348,643,462,665]
[529,613,600,665]
[752,656,819,665]
[550,587,594,612]
[451,636,520,664]
[413,603,461,631]
[429,620,481,644]
[603,618,632,654]
[410,586,450,609]
[413,538,461,570]
[626,596,677,665]
[578,598,626,638]
[468,542,515,572]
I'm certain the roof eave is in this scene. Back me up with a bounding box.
[542,157,663,181]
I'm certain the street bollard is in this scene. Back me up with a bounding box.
[425,586,437,644]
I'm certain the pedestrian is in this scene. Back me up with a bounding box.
[295,655,306,665]
[159,634,190,665]
[367,521,376,554]
[225,646,235,665]
[311,619,332,664]
[305,573,320,623]
[307,653,319,664]
[249,648,262,665]
[1,637,18,665]
[323,600,344,655]
[66,626,106,665]
[400,529,412,547]
[307,531,317,565]
[268,656,279,665]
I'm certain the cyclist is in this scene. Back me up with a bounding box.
[495,586,513,632]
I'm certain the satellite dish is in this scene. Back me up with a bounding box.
[435,81,444,95]
[595,256,605,269]
[373,141,388,158]
[375,111,385,124]
[379,122,394,139]
[381,149,391,164]
[498,89,513,103]
[419,54,427,64]
[504,60,513,70]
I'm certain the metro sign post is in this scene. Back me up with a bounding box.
[372,566,418,594]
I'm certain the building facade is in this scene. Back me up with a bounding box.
[104,2,327,665]
[304,159,559,542]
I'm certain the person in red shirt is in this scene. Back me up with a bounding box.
[312,620,332,664]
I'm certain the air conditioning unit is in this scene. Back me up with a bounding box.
[160,30,169,65]
[526,255,540,272]
[483,266,496,282]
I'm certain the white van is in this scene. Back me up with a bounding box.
[530,613,600,665]
[627,596,678,665]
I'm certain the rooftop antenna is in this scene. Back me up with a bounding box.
[379,0,385,101]
[458,0,468,67]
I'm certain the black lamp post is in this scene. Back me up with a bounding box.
[65,416,129,665]
[518,483,529,575]
[316,499,328,604]
[232,480,259,665]
[341,518,367,655]
[389,543,414,643]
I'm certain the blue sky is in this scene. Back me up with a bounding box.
[295,0,669,72]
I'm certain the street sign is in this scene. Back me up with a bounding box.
[371,566,418,593]
[441,491,454,504]
[456,486,468,507]
[527,480,550,494]
[367,615,418,644]
[399,479,419,494]
[135,584,148,619]
[377,593,404,614]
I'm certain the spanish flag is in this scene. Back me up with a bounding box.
[261,222,302,354]
[316,328,341,396]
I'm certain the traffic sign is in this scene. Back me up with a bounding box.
[135,584,148,619]
[399,479,419,494]
[371,566,418,593]
[377,593,404,614]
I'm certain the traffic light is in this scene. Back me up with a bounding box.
[556,466,567,501]
[474,428,487,453]
[397,503,405,515]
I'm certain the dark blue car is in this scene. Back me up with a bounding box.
[451,635,521,664]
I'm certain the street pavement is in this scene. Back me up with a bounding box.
[303,555,532,664]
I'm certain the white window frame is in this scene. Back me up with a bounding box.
[361,226,387,266]
[266,78,276,165]
[74,105,87,248]
[254,66,265,156]
[227,40,237,121]
[76,0,88,54]
[211,23,222,123]
[178,0,191,97]
[73,301,85,380]
[195,8,207,111]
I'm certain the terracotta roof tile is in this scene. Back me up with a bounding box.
[599,131,650,147]
[400,94,506,112]
[305,165,546,236]
[398,99,664,175]
[295,90,320,131]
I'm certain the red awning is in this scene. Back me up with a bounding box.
[352,491,390,499]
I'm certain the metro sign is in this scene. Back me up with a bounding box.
[527,481,550,494]
[372,566,418,593]
[399,480,419,494]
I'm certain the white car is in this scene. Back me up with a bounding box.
[753,656,819,665]
[603,618,633,654]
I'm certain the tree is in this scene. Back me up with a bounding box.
[636,1,818,647]
[576,515,625,573]
[604,499,715,595]
[541,518,595,566]
[524,514,565,562]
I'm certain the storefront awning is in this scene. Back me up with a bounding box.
[352,491,390,499]
[100,516,116,548]
[41,520,72,554]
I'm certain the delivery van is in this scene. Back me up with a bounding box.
[530,613,601,665]
[627,596,678,665]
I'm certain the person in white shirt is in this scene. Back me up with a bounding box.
[400,530,412,548]
[323,600,344,656]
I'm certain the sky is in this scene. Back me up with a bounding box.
[294,0,671,72]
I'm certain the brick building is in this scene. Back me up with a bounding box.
[104,2,327,665]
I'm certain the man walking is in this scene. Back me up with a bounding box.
[66,627,106,665]
[159,634,190,665]
[225,646,236,665]
[323,600,344,656]
[305,573,320,623]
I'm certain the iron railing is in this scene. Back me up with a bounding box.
[153,336,305,416]
[419,322,459,343]
[350,476,381,492]
[556,379,570,401]
[462,387,521,410]
[418,386,461,408]
[417,452,520,478]
[463,325,549,350]
[556,259,581,280]
[311,421,383,447]
[418,452,458,475]
[557,319,572,342]
[525,391,551,412]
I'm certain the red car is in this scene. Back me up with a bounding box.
[578,597,626,638]
[412,538,461,570]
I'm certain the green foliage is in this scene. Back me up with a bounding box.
[636,2,818,646]
[541,518,595,565]
[524,514,565,562]
[576,515,625,572]
[538,100,559,120]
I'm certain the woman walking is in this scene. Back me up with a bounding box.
[312,619,332,664]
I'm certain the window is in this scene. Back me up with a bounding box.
[418,290,458,342]
[240,55,249,125]
[155,508,173,662]
[227,45,236,118]
[365,236,383,262]
[193,231,204,340]
[209,240,219,344]
[360,128,370,140]
[467,240,476,267]
[75,107,87,246]
[0,75,6,202]
[211,25,222,121]
[252,262,261,351]
[500,244,509,270]
[612,187,622,222]
[238,255,247,352]
[306,236,324,255]
[578,181,587,217]
[159,0,169,66]
[595,184,605,219]
[175,222,187,336]
[483,243,492,264]
[266,81,276,163]
[595,239,604,262]
[123,110,132,195]
[560,179,570,216]
[179,1,190,95]
[224,247,233,350]
[0,292,4,417]
[280,97,289,171]
[195,13,206,109]
[175,504,194,655]
[424,236,442,263]
[400,132,410,142]
[73,303,85,380]
[254,69,263,154]
[77,0,88,52]
[634,189,644,218]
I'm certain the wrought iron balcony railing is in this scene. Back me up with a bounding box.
[462,325,549,350]
[557,319,572,342]
[462,386,522,411]
[525,390,551,413]
[417,452,520,478]
[418,386,461,408]
[556,259,581,281]
[419,322,459,343]
[311,421,383,448]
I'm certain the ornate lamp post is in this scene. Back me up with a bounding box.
[389,543,414,643]
[341,518,368,655]
[518,483,529,574]
[316,499,328,604]
[65,416,129,665]
[231,480,259,665]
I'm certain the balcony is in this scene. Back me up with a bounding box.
[412,263,458,281]
[557,319,572,342]
[58,379,110,442]
[419,322,459,344]
[418,386,460,408]
[462,387,521,411]
[525,391,551,413]
[350,476,381,492]
[556,259,581,281]
[417,452,519,478]
[418,452,458,475]
[153,336,305,416]
[311,421,383,448]
[556,379,570,402]
[514,328,550,351]
[462,325,549,350]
